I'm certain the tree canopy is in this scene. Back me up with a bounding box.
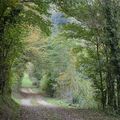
[0,0,120,119]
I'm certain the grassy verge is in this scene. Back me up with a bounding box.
[45,97,74,108]
[12,95,21,104]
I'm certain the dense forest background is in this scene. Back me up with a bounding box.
[0,0,120,119]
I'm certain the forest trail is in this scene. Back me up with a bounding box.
[20,88,57,107]
[19,88,118,120]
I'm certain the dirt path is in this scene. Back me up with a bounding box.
[19,88,119,120]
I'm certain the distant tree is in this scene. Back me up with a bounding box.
[55,0,120,113]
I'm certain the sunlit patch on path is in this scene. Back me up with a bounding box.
[20,88,57,108]
[21,99,32,106]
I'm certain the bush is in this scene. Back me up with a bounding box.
[72,79,98,109]
[40,73,56,97]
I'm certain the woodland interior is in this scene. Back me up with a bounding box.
[0,0,120,120]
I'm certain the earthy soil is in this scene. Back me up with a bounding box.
[19,88,119,120]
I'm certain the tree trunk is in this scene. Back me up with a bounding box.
[117,76,120,112]
[96,39,105,109]
[0,63,11,95]
[103,0,119,111]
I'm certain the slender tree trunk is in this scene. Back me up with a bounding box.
[96,39,105,109]
[117,76,120,112]
[0,61,11,95]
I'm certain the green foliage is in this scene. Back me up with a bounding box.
[0,0,52,118]
[0,0,51,94]
[55,0,120,113]
[72,79,97,109]
[0,0,119,116]
[21,2,51,35]
[21,73,33,88]
[40,73,56,97]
